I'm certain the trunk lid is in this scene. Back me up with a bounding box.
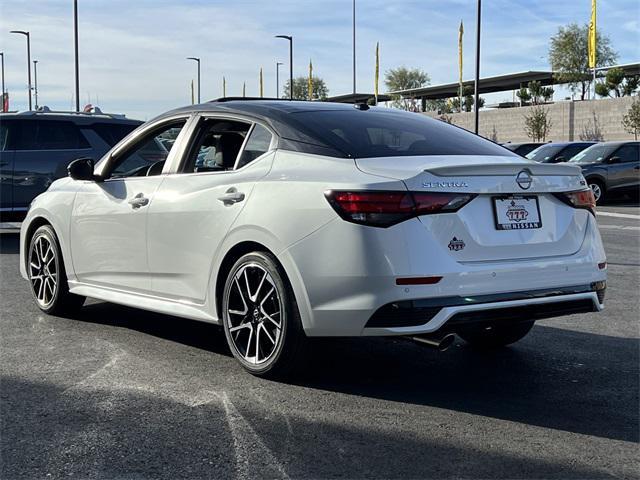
[356,155,590,262]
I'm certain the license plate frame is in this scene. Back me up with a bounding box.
[492,195,542,230]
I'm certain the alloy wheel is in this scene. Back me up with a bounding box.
[589,183,602,202]
[226,263,283,365]
[29,235,58,308]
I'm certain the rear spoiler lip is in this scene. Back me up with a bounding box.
[426,162,582,177]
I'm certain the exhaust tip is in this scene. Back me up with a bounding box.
[410,333,456,352]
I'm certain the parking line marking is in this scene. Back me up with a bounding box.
[597,211,640,220]
[598,224,640,231]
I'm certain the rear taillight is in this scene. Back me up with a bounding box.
[554,190,596,215]
[325,190,476,227]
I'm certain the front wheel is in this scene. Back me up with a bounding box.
[458,321,535,349]
[588,180,605,205]
[222,252,308,378]
[28,225,85,315]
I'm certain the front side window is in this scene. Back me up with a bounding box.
[612,145,639,163]
[9,120,90,150]
[108,121,186,178]
[236,124,273,169]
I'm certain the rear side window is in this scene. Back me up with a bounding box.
[612,144,639,163]
[287,109,512,158]
[8,120,90,150]
[236,124,272,169]
[92,122,139,147]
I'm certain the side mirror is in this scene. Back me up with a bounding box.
[607,156,621,164]
[68,157,96,181]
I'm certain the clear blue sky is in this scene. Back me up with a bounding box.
[1,0,638,119]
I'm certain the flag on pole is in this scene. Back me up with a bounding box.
[308,59,313,100]
[259,68,264,98]
[223,76,226,98]
[458,20,464,109]
[588,0,597,69]
[2,92,8,113]
[374,42,379,104]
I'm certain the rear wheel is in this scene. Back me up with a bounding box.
[588,180,605,205]
[28,225,85,315]
[222,251,308,378]
[458,320,535,349]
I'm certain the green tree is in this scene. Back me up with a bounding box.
[451,86,484,112]
[622,99,640,140]
[595,67,640,97]
[384,67,430,110]
[517,81,554,105]
[282,76,329,100]
[548,23,617,100]
[524,106,553,142]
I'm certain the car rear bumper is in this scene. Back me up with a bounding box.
[282,213,607,337]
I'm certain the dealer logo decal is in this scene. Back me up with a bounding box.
[448,237,465,251]
[506,200,529,222]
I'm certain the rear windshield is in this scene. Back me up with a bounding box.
[287,109,513,158]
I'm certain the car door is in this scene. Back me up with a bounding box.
[147,116,275,303]
[0,119,15,214]
[69,117,190,293]
[605,143,640,192]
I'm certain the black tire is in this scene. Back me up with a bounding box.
[458,320,535,349]
[588,179,605,205]
[27,225,85,315]
[222,251,308,378]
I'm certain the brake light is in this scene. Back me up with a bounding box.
[325,190,476,227]
[555,190,596,215]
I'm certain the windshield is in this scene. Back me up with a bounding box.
[287,109,513,158]
[525,144,563,162]
[570,144,612,164]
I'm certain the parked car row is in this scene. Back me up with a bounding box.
[502,140,639,204]
[0,108,142,221]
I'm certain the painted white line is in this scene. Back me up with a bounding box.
[598,224,640,231]
[597,211,640,220]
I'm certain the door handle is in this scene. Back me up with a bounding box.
[218,188,245,205]
[128,193,149,209]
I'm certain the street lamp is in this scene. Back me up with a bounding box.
[275,35,293,100]
[10,30,32,110]
[187,57,201,103]
[352,0,356,94]
[74,0,80,112]
[276,61,283,98]
[474,0,482,134]
[33,60,39,109]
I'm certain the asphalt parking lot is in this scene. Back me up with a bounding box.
[1,204,638,479]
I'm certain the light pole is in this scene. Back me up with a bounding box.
[33,60,39,109]
[0,52,5,112]
[352,0,356,94]
[275,35,293,100]
[74,0,80,111]
[473,0,481,134]
[187,57,201,103]
[10,30,32,110]
[276,61,283,98]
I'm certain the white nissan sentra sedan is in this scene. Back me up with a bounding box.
[20,99,607,377]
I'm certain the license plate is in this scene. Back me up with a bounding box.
[492,195,542,230]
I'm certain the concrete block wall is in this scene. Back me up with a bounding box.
[423,96,637,143]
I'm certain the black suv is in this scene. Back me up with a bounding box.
[0,109,142,220]
[570,141,640,204]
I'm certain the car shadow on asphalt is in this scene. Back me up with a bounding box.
[66,301,638,445]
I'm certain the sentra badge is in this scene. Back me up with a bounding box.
[422,181,469,188]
